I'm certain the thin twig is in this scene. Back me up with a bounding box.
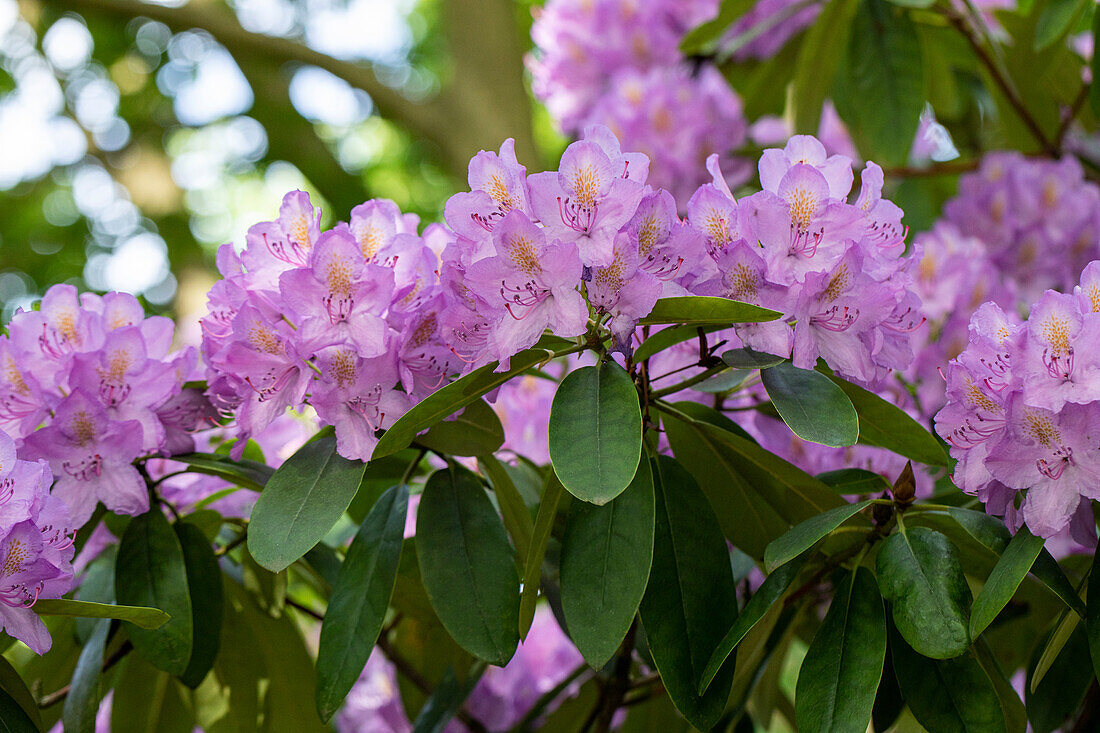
[940,4,1058,155]
[38,641,133,708]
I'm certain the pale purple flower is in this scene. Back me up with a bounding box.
[528,133,647,268]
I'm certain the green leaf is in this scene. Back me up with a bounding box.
[663,410,843,559]
[1026,623,1093,733]
[374,347,559,459]
[410,665,485,733]
[816,468,891,495]
[549,360,642,505]
[890,625,1007,733]
[908,508,1083,616]
[247,435,367,572]
[634,325,724,363]
[1032,611,1080,692]
[639,456,737,730]
[416,465,519,665]
[761,363,858,447]
[834,0,925,165]
[764,500,874,573]
[32,599,169,629]
[975,639,1028,733]
[561,457,655,668]
[0,659,38,732]
[175,522,223,688]
[479,455,534,562]
[721,347,786,370]
[1086,548,1100,681]
[417,399,505,457]
[110,654,195,733]
[876,525,972,659]
[519,472,565,639]
[679,0,756,54]
[62,619,108,733]
[791,0,860,133]
[970,526,1045,640]
[115,510,193,675]
[216,581,328,731]
[699,556,805,694]
[827,373,949,465]
[638,296,781,326]
[795,567,886,733]
[169,452,273,491]
[0,687,38,733]
[316,484,408,721]
[1034,0,1089,50]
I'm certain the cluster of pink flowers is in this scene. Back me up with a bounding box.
[0,286,207,526]
[684,136,922,386]
[528,0,749,201]
[0,431,74,654]
[943,153,1100,303]
[200,128,924,464]
[935,261,1100,538]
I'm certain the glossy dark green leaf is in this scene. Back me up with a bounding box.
[248,435,367,572]
[0,686,37,733]
[891,625,1006,733]
[721,347,786,370]
[638,296,781,325]
[761,363,858,447]
[374,347,558,459]
[561,458,655,668]
[764,500,874,573]
[417,465,519,665]
[663,411,842,559]
[791,0,860,132]
[634,324,724,363]
[639,456,737,730]
[795,567,886,733]
[417,399,505,456]
[826,374,949,466]
[175,522,223,688]
[834,0,925,165]
[909,508,1083,616]
[316,484,408,721]
[519,471,565,638]
[115,510,193,676]
[169,452,273,491]
[700,556,805,694]
[970,526,1045,640]
[479,455,534,562]
[877,525,972,659]
[62,619,108,733]
[817,468,891,495]
[549,360,642,505]
[32,599,168,629]
[1026,624,1093,733]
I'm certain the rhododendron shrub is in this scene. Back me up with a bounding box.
[7,1,1100,731]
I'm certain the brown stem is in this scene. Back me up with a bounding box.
[941,6,1058,155]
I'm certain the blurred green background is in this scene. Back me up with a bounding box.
[0,0,565,324]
